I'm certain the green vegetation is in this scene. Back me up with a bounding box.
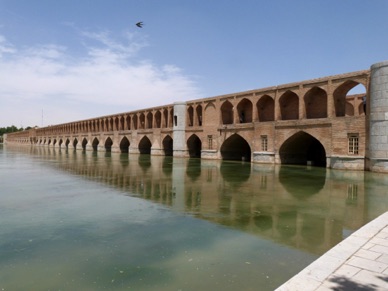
[0,126,27,136]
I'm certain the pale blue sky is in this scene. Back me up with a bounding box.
[0,0,387,127]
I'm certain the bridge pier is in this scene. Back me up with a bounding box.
[368,61,388,173]
[173,102,188,158]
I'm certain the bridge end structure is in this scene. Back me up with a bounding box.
[368,61,388,172]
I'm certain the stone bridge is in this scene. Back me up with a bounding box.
[5,61,388,172]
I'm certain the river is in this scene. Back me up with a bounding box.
[1,145,387,290]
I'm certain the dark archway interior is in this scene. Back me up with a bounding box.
[279,132,326,167]
[92,138,99,151]
[82,138,87,150]
[120,137,130,153]
[139,137,152,154]
[163,136,173,156]
[105,138,113,152]
[220,134,251,162]
[187,135,202,158]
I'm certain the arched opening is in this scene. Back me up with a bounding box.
[133,115,138,130]
[196,105,203,126]
[109,118,114,131]
[257,95,274,122]
[65,139,70,148]
[187,106,194,126]
[155,111,161,128]
[333,81,366,117]
[163,109,168,128]
[139,136,152,154]
[105,137,113,152]
[237,98,253,123]
[120,136,130,153]
[279,90,299,120]
[119,116,125,131]
[187,134,202,158]
[53,139,57,146]
[279,131,326,167]
[220,134,251,161]
[59,139,63,147]
[92,138,99,151]
[139,113,145,129]
[73,138,78,149]
[221,101,234,125]
[162,135,173,156]
[304,87,327,119]
[146,112,153,129]
[114,117,119,131]
[126,115,131,130]
[82,138,87,150]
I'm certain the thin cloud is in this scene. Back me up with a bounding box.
[0,29,202,126]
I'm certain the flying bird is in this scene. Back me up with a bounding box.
[136,22,143,28]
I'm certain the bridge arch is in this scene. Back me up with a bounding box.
[146,112,153,129]
[221,100,234,125]
[196,105,203,126]
[65,139,70,148]
[187,134,202,158]
[139,136,152,154]
[304,87,327,119]
[188,106,194,126]
[155,111,162,128]
[333,80,366,117]
[105,137,113,152]
[139,113,145,129]
[133,114,138,130]
[82,138,87,150]
[237,98,253,123]
[119,136,130,153]
[279,90,299,120]
[92,137,99,151]
[257,95,274,122]
[220,133,251,161]
[125,115,131,130]
[162,135,173,156]
[279,131,326,167]
[73,138,78,149]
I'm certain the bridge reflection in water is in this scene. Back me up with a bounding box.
[22,146,388,256]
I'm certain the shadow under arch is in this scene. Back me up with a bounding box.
[220,134,251,162]
[279,131,326,167]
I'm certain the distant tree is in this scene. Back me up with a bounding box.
[0,126,25,136]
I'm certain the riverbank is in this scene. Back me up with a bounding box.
[276,211,388,290]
